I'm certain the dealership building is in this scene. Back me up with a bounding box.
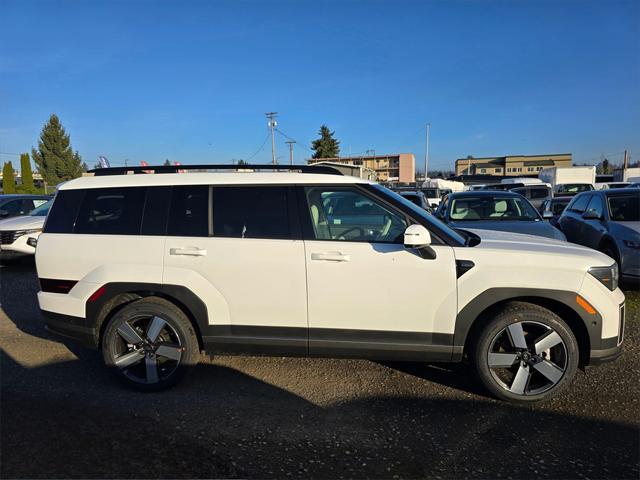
[308,153,416,183]
[455,153,572,177]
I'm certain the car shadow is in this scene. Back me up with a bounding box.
[1,352,638,479]
[376,360,488,397]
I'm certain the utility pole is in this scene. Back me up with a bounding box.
[424,123,430,184]
[266,112,278,165]
[285,141,295,165]
[623,150,629,169]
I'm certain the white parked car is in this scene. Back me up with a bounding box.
[35,165,625,402]
[0,200,51,262]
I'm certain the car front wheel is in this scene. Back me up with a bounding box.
[102,297,200,391]
[474,302,578,402]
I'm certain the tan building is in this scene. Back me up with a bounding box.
[308,153,415,183]
[455,154,572,177]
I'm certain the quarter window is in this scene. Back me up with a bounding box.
[75,187,146,235]
[212,186,290,239]
[304,187,407,243]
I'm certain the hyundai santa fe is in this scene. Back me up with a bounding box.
[35,164,625,402]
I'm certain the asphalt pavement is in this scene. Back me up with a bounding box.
[1,258,639,479]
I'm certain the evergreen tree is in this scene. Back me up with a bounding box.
[2,161,16,194]
[311,125,340,159]
[19,153,35,192]
[31,114,84,185]
[163,159,172,166]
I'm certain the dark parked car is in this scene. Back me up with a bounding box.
[435,191,566,240]
[398,191,430,210]
[0,194,51,219]
[482,183,552,210]
[539,196,572,228]
[558,189,640,280]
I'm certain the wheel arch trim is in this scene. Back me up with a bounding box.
[454,288,601,365]
[86,282,208,350]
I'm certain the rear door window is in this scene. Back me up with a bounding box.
[167,185,209,237]
[212,186,290,239]
[75,187,146,235]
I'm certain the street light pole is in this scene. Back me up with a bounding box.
[424,123,430,184]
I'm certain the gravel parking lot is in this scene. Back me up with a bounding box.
[1,258,639,479]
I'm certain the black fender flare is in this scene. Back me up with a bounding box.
[85,282,208,348]
[453,288,602,361]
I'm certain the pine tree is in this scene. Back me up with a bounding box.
[311,125,340,159]
[163,159,172,166]
[18,153,35,192]
[31,114,84,185]
[2,161,16,194]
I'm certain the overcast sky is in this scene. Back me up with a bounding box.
[1,0,638,171]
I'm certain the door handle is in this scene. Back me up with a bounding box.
[170,247,207,257]
[311,252,350,262]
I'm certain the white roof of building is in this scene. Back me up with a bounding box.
[59,172,371,190]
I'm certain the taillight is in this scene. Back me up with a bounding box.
[39,278,78,294]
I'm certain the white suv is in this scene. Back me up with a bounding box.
[35,165,625,402]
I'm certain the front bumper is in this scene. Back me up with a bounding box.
[590,344,623,365]
[0,233,37,255]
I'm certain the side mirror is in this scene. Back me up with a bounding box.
[582,210,600,220]
[403,224,436,260]
[404,224,431,247]
[0,209,8,218]
[542,211,554,219]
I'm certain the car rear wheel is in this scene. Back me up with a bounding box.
[474,302,578,402]
[102,297,200,391]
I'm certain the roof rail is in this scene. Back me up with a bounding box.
[87,164,343,176]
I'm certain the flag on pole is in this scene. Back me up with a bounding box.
[97,156,110,168]
[174,161,186,174]
[140,160,152,174]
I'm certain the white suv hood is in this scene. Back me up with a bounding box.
[0,215,45,231]
[463,227,613,266]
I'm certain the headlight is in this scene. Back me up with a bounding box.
[16,228,42,236]
[588,264,619,291]
[623,240,640,249]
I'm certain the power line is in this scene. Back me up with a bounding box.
[275,128,313,152]
[242,133,271,162]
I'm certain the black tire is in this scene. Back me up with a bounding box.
[601,241,620,269]
[474,302,579,403]
[102,296,200,391]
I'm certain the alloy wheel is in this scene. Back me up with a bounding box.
[112,315,184,384]
[487,321,568,396]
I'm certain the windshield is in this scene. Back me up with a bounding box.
[372,185,467,245]
[557,183,594,193]
[400,193,422,206]
[450,196,540,221]
[29,200,52,216]
[421,188,439,197]
[550,199,570,215]
[608,194,640,221]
